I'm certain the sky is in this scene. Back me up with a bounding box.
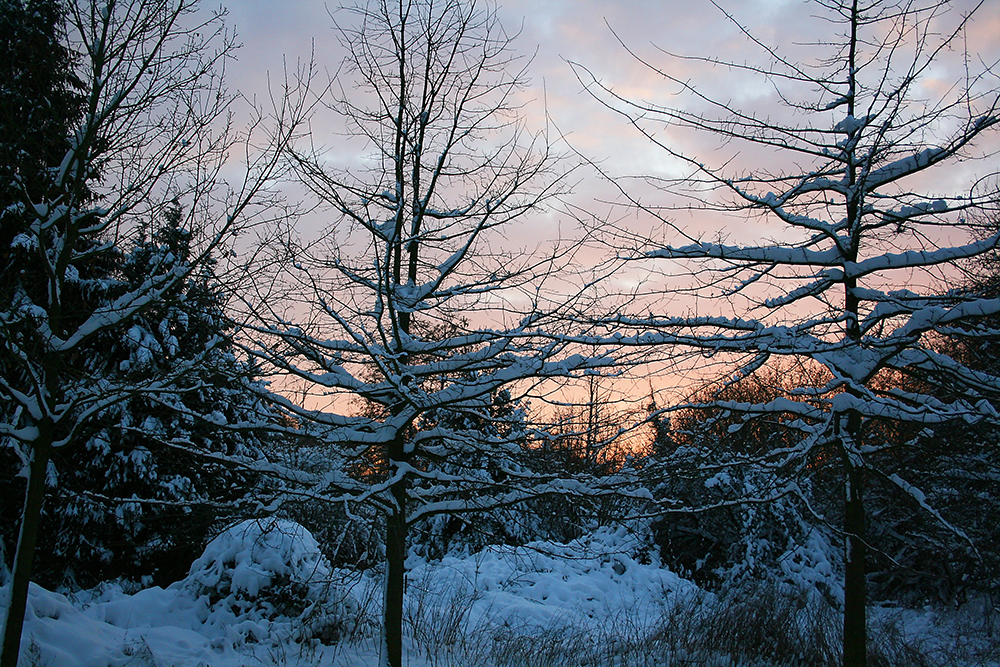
[211,0,1000,406]
[215,0,1000,260]
[220,0,821,184]
[218,0,999,175]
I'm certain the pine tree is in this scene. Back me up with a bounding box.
[645,390,674,459]
[0,0,93,310]
[0,0,83,217]
[0,0,88,371]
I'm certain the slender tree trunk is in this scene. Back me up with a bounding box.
[843,458,867,667]
[839,407,867,667]
[1,430,51,667]
[383,434,408,667]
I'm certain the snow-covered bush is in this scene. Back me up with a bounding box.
[778,527,843,607]
[180,519,360,646]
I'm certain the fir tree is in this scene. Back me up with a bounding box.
[0,0,83,216]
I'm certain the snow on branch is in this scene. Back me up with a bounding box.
[648,241,842,267]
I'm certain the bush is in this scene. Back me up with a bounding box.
[180,518,361,645]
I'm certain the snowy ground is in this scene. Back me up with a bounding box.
[4,520,998,667]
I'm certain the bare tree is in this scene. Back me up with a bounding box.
[0,1,291,665]
[575,1,1000,665]
[242,1,617,664]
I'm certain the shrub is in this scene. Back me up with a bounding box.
[179,518,360,645]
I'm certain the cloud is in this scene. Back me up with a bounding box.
[215,0,1000,274]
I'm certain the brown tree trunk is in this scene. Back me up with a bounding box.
[1,429,51,667]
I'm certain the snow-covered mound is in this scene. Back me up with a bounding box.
[181,518,347,644]
[405,525,694,634]
[0,519,363,667]
[187,519,330,598]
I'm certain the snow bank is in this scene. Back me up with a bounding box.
[404,525,696,635]
[2,581,219,667]
[2,522,986,667]
[0,519,361,667]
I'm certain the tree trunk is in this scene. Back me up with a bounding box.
[383,436,408,667]
[1,433,51,667]
[843,453,867,667]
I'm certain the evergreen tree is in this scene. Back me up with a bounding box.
[0,0,93,311]
[31,203,270,587]
[0,0,83,219]
[0,0,87,373]
[645,390,674,459]
[408,387,532,558]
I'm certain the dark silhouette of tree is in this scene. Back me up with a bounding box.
[246,2,609,664]
[22,203,272,587]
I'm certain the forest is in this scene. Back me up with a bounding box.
[1,0,999,666]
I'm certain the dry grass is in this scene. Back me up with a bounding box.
[387,578,995,667]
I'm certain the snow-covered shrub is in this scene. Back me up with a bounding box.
[779,526,843,607]
[648,368,833,595]
[180,519,359,645]
[649,458,814,590]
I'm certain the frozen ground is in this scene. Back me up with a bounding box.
[3,520,998,667]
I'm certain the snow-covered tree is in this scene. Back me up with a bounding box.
[0,0,83,226]
[245,1,613,664]
[645,362,840,598]
[0,0,88,587]
[0,1,290,664]
[23,203,272,587]
[576,1,1000,664]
